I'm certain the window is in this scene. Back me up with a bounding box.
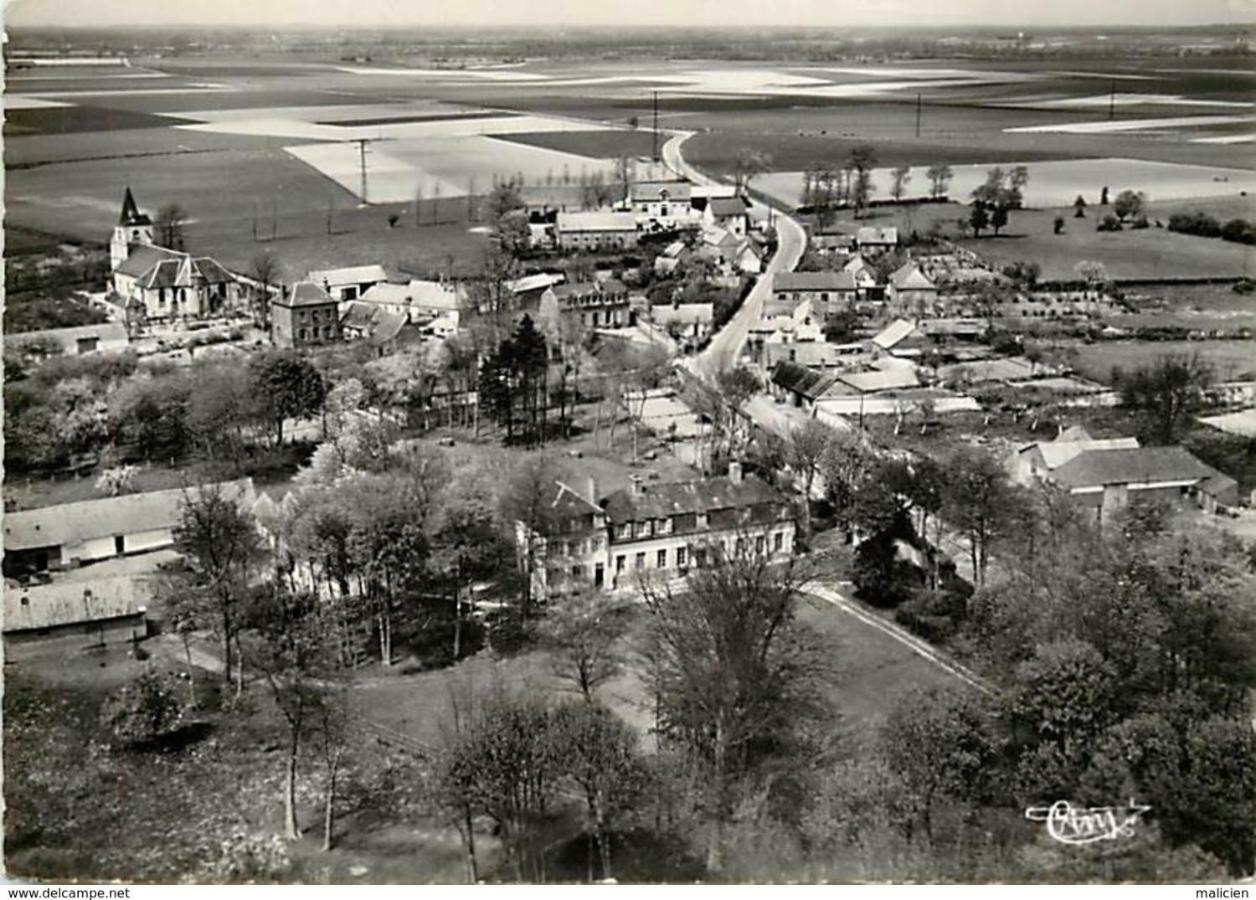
[736,538,747,556]
[755,535,765,555]
[570,565,583,578]
[676,546,687,568]
[617,524,632,540]
[635,552,645,571]
[299,310,308,323]
[695,547,707,567]
[657,549,667,569]
[658,517,673,535]
[299,329,308,341]
[616,555,626,573]
[774,532,784,552]
[594,564,604,587]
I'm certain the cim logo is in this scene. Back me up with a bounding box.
[1024,799,1151,845]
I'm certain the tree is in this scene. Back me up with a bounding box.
[1116,353,1214,445]
[431,477,511,661]
[925,163,953,199]
[553,702,647,881]
[731,148,771,194]
[1114,189,1147,223]
[1008,165,1030,207]
[1010,639,1118,763]
[249,250,282,328]
[881,686,1000,841]
[542,590,627,704]
[786,418,831,534]
[100,670,185,750]
[154,203,187,251]
[248,351,326,446]
[851,169,874,218]
[168,484,266,693]
[1074,194,1087,218]
[969,202,990,238]
[501,453,558,622]
[497,209,531,256]
[889,165,911,201]
[439,690,565,881]
[483,178,525,231]
[613,155,635,204]
[990,204,1008,236]
[941,448,1020,587]
[640,552,821,872]
[1054,215,1065,235]
[246,585,338,840]
[414,182,425,226]
[1073,259,1109,298]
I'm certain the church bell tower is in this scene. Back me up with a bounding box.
[111,187,154,271]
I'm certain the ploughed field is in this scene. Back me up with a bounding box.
[5,54,1252,275]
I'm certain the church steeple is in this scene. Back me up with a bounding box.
[111,187,155,273]
[119,187,151,227]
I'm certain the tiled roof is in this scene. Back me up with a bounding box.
[114,243,184,279]
[629,180,692,202]
[536,481,604,535]
[773,271,853,292]
[557,211,639,232]
[1051,446,1217,490]
[5,479,255,553]
[856,226,898,245]
[771,360,839,400]
[285,280,336,307]
[836,368,920,393]
[709,197,749,217]
[890,263,936,290]
[1033,438,1141,471]
[602,474,785,528]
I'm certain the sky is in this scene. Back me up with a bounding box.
[7,0,1256,28]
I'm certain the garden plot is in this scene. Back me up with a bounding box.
[756,157,1256,209]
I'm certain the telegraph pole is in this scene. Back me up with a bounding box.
[1108,81,1116,121]
[915,93,922,138]
[354,138,371,204]
[652,90,660,164]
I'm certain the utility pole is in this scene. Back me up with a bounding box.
[354,137,371,204]
[915,93,922,138]
[1108,81,1116,121]
[652,90,660,164]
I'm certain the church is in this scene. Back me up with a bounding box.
[108,188,241,326]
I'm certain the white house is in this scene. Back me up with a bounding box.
[556,211,640,251]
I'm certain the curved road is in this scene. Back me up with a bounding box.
[661,132,807,381]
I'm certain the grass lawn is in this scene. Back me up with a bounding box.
[1069,339,1256,384]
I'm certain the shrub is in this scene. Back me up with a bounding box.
[1221,218,1256,245]
[1130,215,1150,230]
[1096,214,1122,232]
[100,670,184,750]
[1168,211,1222,238]
[1233,278,1256,295]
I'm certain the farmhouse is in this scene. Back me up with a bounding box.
[339,302,410,355]
[357,279,469,329]
[629,180,693,219]
[771,271,857,309]
[886,263,939,315]
[5,322,129,358]
[1046,445,1238,520]
[703,196,751,237]
[271,281,341,349]
[4,569,151,655]
[556,211,640,250]
[307,264,388,302]
[3,479,256,580]
[763,339,869,371]
[651,302,714,341]
[1008,428,1142,486]
[770,360,840,410]
[855,226,899,254]
[539,279,630,329]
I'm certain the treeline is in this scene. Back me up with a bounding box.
[1168,211,1256,245]
[3,348,327,476]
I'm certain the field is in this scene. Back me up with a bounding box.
[5,53,1254,281]
[1069,339,1256,384]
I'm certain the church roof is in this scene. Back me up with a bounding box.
[119,187,152,227]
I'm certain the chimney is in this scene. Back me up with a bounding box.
[630,475,645,496]
[728,461,743,484]
[587,476,598,505]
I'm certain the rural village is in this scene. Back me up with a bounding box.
[4,17,1256,887]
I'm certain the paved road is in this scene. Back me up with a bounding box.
[661,132,807,381]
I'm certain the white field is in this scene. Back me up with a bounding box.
[1004,114,1256,134]
[995,93,1252,109]
[168,102,630,202]
[3,96,71,110]
[756,158,1256,209]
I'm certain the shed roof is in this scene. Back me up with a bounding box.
[307,264,388,288]
[773,271,852,292]
[890,263,936,290]
[871,318,920,350]
[709,196,749,217]
[771,360,839,400]
[4,479,256,553]
[836,368,920,393]
[1051,446,1217,490]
